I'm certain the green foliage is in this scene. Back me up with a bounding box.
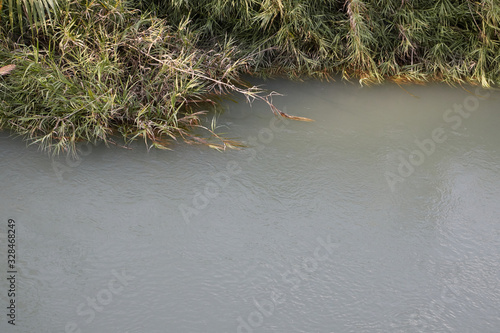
[0,0,62,34]
[0,0,267,154]
[1,0,499,153]
[134,0,500,84]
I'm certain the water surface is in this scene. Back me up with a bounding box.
[1,80,499,332]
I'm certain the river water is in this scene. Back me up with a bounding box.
[1,80,499,332]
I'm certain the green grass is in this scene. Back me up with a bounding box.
[0,0,281,154]
[1,0,499,154]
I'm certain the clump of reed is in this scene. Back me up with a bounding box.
[1,0,499,154]
[0,0,284,154]
[141,0,499,84]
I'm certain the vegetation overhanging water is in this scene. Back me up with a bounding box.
[0,0,499,154]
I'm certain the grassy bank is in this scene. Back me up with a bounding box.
[1,0,499,154]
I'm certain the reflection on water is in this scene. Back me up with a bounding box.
[1,80,499,332]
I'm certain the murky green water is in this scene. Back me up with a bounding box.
[1,80,499,332]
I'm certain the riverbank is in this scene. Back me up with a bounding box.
[1,0,499,154]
